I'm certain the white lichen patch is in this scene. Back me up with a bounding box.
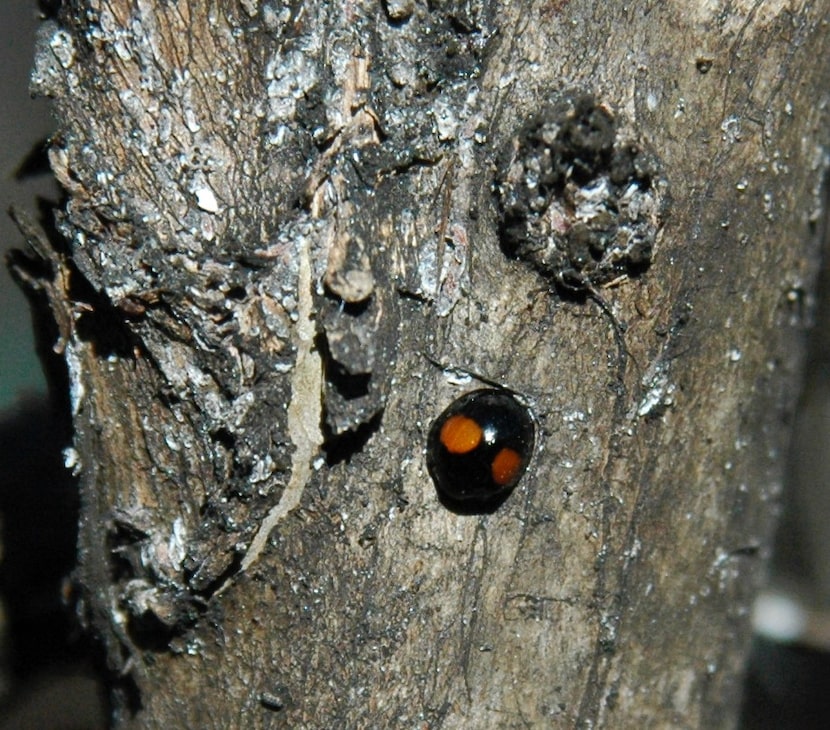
[265,48,319,125]
[49,28,76,69]
[62,446,82,475]
[194,186,220,213]
[167,517,188,571]
[64,340,86,416]
[720,115,742,144]
[263,3,291,30]
[634,364,676,418]
[432,97,460,142]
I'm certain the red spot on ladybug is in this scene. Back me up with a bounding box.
[427,389,535,504]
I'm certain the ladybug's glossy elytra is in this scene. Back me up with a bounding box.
[427,389,535,504]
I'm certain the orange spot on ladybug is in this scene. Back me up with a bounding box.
[491,447,522,486]
[440,414,483,454]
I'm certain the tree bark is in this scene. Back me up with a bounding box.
[14,0,830,726]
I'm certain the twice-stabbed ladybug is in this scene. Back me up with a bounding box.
[427,389,535,505]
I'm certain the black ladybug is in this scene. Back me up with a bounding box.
[427,389,535,505]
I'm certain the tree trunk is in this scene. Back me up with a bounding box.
[14,0,830,726]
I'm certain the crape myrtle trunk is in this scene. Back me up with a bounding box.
[12,0,830,726]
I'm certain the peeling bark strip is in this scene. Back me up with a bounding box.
[18,0,830,726]
[240,234,322,573]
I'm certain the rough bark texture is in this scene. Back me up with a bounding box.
[13,0,830,726]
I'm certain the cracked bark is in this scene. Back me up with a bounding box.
[12,0,830,726]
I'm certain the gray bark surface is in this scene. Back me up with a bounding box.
[13,0,830,726]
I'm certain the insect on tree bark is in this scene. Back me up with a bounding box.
[11,0,830,726]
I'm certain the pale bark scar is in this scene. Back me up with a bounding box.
[240,234,323,573]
